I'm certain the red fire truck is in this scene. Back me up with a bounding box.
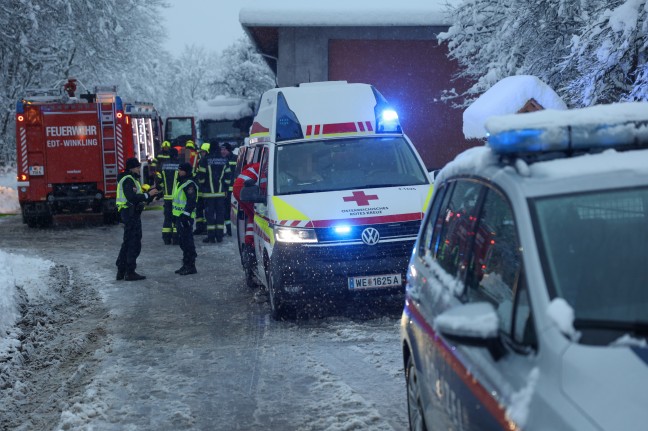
[15,79,161,227]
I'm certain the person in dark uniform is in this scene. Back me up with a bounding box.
[220,143,237,237]
[193,143,210,236]
[151,140,172,175]
[115,158,158,281]
[156,147,180,244]
[172,162,198,275]
[195,143,231,243]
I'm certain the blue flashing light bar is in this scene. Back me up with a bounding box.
[372,87,402,134]
[486,103,648,156]
[275,92,304,142]
[488,121,648,155]
[16,101,24,114]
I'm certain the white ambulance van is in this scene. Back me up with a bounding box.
[237,81,433,319]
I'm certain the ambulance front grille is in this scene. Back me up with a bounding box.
[315,220,421,243]
[303,240,415,263]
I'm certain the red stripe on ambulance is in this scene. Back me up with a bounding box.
[322,122,357,134]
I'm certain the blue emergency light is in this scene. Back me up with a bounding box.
[372,87,402,133]
[275,92,304,142]
[486,103,648,156]
[334,225,352,234]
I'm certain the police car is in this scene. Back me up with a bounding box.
[401,102,648,430]
[237,81,432,319]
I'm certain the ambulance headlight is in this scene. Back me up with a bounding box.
[274,226,318,243]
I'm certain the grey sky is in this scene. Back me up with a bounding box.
[162,0,254,56]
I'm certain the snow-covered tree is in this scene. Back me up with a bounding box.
[158,44,221,116]
[561,0,648,105]
[0,0,170,163]
[439,0,647,107]
[210,37,275,100]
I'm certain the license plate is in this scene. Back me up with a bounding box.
[29,165,44,176]
[348,273,402,290]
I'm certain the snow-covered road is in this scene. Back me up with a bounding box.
[0,209,408,430]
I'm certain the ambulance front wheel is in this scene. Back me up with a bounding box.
[268,263,294,321]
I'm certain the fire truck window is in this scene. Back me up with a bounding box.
[465,188,520,334]
[433,180,482,279]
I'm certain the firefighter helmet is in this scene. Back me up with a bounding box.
[186,140,195,149]
[200,143,210,152]
[162,140,171,148]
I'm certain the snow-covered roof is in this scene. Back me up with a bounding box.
[195,96,255,121]
[240,0,458,27]
[463,75,567,140]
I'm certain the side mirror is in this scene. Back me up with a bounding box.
[435,302,498,338]
[434,302,505,360]
[240,184,266,204]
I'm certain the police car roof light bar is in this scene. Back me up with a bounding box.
[486,102,648,156]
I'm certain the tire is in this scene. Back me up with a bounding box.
[26,215,52,228]
[25,217,39,228]
[268,265,293,320]
[245,267,257,289]
[406,355,428,431]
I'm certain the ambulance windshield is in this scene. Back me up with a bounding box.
[275,136,428,195]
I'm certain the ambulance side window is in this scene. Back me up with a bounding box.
[259,146,269,195]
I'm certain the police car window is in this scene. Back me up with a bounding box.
[419,183,447,258]
[465,188,520,334]
[434,180,482,278]
[512,278,537,349]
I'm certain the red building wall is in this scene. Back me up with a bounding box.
[328,39,472,170]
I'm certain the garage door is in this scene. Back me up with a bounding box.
[329,39,471,170]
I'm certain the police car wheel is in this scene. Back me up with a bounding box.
[406,355,428,431]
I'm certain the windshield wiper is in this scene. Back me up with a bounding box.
[574,318,648,334]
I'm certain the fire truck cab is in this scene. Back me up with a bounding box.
[15,79,160,226]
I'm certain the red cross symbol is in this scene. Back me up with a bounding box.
[343,191,379,206]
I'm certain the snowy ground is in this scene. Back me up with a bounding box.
[0,174,409,431]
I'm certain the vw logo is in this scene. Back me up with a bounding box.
[361,227,380,245]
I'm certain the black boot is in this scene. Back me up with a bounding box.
[116,269,126,280]
[124,271,146,281]
[179,265,197,275]
[226,225,232,236]
[203,236,215,243]
[175,265,186,274]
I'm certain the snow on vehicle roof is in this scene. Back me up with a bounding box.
[196,96,255,121]
[442,102,648,183]
[239,0,458,27]
[463,75,567,140]
[485,102,648,134]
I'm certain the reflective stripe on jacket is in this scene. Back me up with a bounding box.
[116,175,141,211]
[172,179,198,218]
